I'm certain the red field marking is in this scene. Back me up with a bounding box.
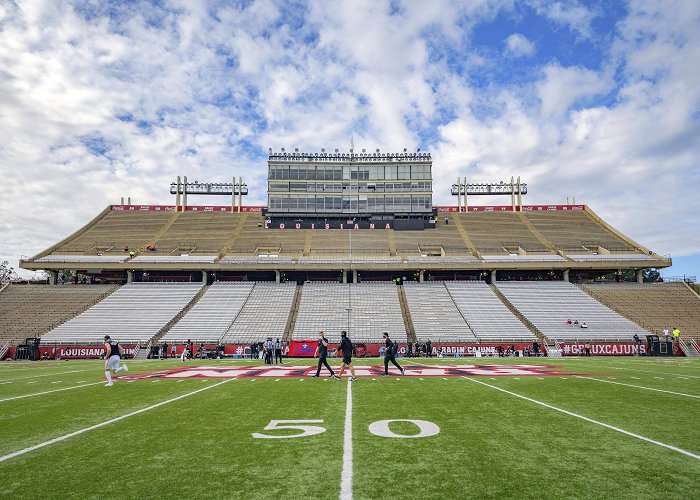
[117,364,606,380]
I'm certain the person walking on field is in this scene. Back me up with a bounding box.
[382,332,405,376]
[103,335,128,387]
[337,331,357,381]
[312,332,338,378]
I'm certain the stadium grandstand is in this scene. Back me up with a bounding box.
[4,149,698,360]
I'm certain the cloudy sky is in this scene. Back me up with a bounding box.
[1,0,699,278]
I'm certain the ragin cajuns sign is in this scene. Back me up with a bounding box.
[288,341,535,358]
[116,364,598,380]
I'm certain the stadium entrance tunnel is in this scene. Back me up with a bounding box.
[116,364,603,380]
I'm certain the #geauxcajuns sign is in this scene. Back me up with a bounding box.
[116,364,599,380]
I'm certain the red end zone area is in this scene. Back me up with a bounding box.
[117,364,604,380]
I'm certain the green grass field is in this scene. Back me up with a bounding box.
[0,356,698,499]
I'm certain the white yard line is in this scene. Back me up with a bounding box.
[0,382,104,403]
[0,379,233,464]
[574,377,700,399]
[340,378,353,500]
[606,367,700,379]
[0,369,95,382]
[462,377,699,460]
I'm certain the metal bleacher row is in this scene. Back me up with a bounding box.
[403,282,478,342]
[496,281,649,341]
[41,283,204,343]
[292,282,405,342]
[7,281,696,347]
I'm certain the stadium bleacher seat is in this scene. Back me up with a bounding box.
[223,282,297,343]
[445,281,536,342]
[292,282,405,342]
[581,282,700,340]
[403,282,477,342]
[41,282,204,344]
[496,281,649,341]
[161,282,255,343]
[0,284,119,343]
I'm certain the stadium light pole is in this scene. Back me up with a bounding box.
[346,221,353,336]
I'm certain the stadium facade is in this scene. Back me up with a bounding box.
[6,149,698,361]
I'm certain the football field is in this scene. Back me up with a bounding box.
[0,356,698,499]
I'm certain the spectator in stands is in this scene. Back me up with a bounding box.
[663,328,670,340]
[580,322,588,329]
[274,338,283,364]
[123,246,129,252]
[672,327,681,342]
[129,250,136,258]
[566,319,573,325]
[444,216,449,225]
[574,320,579,325]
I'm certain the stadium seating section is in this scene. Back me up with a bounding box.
[223,282,297,343]
[496,281,649,341]
[0,285,118,343]
[581,283,700,341]
[162,282,255,343]
[292,282,405,342]
[445,281,536,342]
[403,282,477,342]
[3,280,700,349]
[41,283,203,343]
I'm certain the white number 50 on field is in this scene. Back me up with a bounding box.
[252,420,327,439]
[253,419,440,439]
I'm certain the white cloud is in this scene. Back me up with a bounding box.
[0,0,699,279]
[504,33,534,57]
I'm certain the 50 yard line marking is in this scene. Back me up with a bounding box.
[462,377,700,460]
[0,379,233,464]
[340,379,353,500]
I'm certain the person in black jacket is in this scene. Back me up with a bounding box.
[382,332,405,376]
[337,331,357,381]
[312,332,339,378]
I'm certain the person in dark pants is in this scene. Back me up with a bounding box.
[382,332,405,376]
[426,340,432,357]
[407,341,412,358]
[274,338,283,364]
[313,332,338,378]
[337,331,357,381]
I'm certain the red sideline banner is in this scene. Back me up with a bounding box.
[111,205,265,212]
[434,205,585,212]
[289,341,536,358]
[35,345,137,359]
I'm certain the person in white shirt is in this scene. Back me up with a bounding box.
[663,328,670,340]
